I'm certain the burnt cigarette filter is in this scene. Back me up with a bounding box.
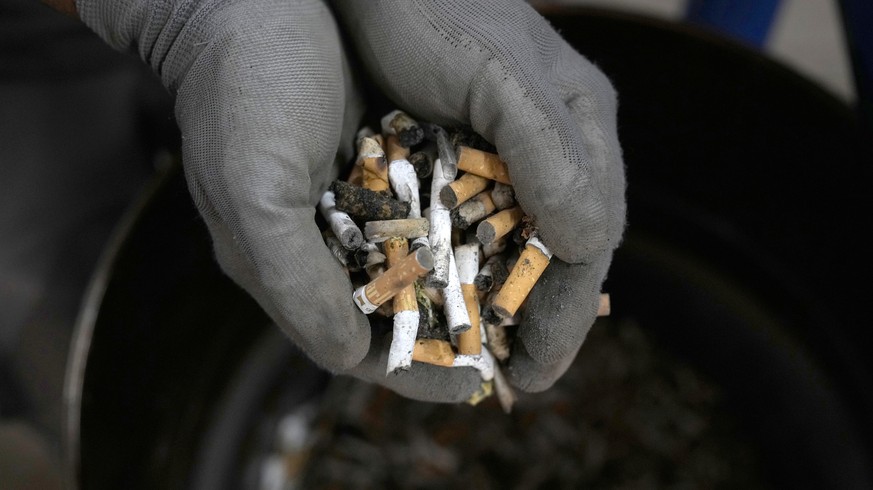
[330,180,410,222]
[476,205,524,246]
[450,191,496,229]
[482,236,508,259]
[440,172,491,209]
[364,218,429,242]
[409,147,435,179]
[491,236,552,319]
[449,126,497,154]
[388,111,425,147]
[474,254,509,292]
[322,230,352,269]
[490,182,516,210]
[457,146,511,184]
[318,190,364,250]
[353,247,434,314]
[384,238,420,374]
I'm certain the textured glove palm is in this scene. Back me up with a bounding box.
[76,0,625,401]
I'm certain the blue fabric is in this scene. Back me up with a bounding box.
[685,0,782,48]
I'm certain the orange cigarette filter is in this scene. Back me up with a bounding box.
[457,283,482,355]
[347,163,364,187]
[361,155,390,193]
[384,237,418,313]
[386,134,410,162]
[412,338,455,367]
[477,205,524,245]
[353,247,433,314]
[598,293,611,317]
[491,238,551,319]
[441,172,491,209]
[457,146,511,184]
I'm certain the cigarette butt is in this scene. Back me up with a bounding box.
[387,156,421,218]
[465,381,494,406]
[330,180,410,221]
[347,163,364,186]
[436,128,459,180]
[457,146,511,184]
[389,111,424,147]
[318,190,364,250]
[474,254,509,292]
[384,237,420,374]
[440,172,491,209]
[490,358,516,413]
[356,134,383,158]
[353,247,434,314]
[476,205,524,245]
[455,244,481,355]
[364,218,429,242]
[421,285,444,307]
[442,252,472,334]
[409,148,435,179]
[412,338,455,367]
[386,134,410,163]
[427,160,452,288]
[484,323,510,362]
[321,230,352,268]
[490,182,515,210]
[458,284,482,355]
[355,125,375,141]
[361,155,391,193]
[598,293,611,317]
[482,236,507,259]
[453,353,493,380]
[384,238,418,313]
[450,191,496,229]
[491,236,552,319]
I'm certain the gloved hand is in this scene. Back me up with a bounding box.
[74,0,625,402]
[334,0,626,392]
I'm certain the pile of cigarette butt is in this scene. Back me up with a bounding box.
[318,110,610,411]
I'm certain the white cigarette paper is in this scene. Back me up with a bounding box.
[427,159,453,288]
[388,158,422,218]
[453,350,494,381]
[318,190,363,250]
[387,310,418,374]
[454,244,479,285]
[443,252,471,334]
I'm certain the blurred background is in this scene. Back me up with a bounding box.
[0,0,873,488]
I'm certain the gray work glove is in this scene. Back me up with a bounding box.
[334,0,626,392]
[75,0,625,402]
